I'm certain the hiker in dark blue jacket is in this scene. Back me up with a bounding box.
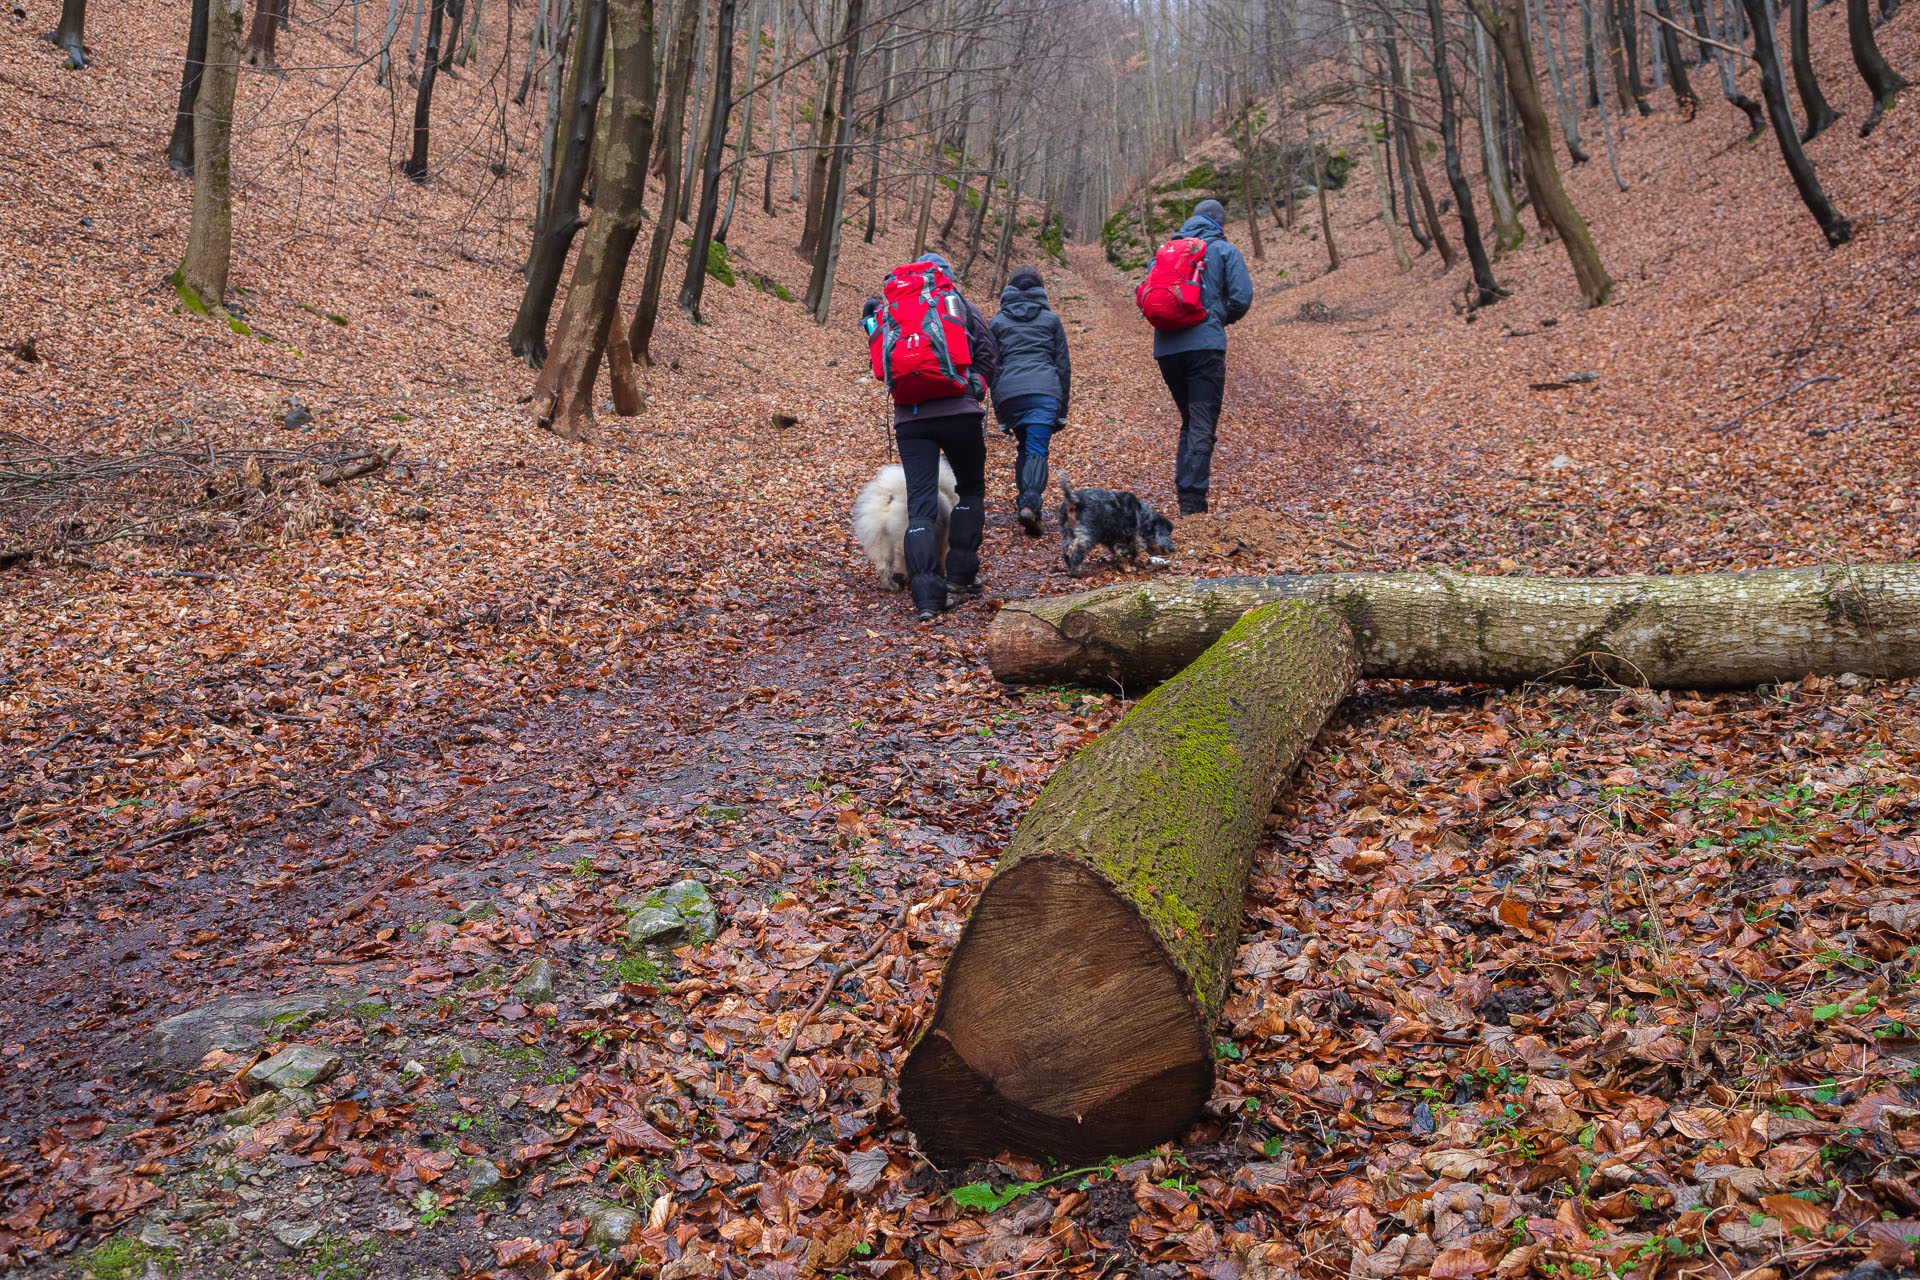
[989,265,1072,535]
[1154,199,1253,515]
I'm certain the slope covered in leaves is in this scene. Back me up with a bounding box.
[1,0,1918,1277]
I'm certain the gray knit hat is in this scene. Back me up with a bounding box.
[1192,198,1227,225]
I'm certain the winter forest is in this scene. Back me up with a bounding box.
[2,0,1919,1272]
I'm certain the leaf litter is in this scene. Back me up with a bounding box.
[0,0,1917,1277]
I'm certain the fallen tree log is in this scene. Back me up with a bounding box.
[988,563,1920,691]
[899,600,1358,1165]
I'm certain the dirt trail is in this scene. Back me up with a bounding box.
[0,247,1373,1274]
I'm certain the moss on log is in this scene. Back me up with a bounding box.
[899,600,1358,1166]
[988,564,1920,691]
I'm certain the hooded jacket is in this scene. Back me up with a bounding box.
[887,253,997,426]
[988,281,1071,415]
[1151,213,1254,359]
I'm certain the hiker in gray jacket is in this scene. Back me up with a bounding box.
[989,265,1072,535]
[1153,199,1253,515]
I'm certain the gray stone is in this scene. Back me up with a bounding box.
[513,958,557,1005]
[145,992,337,1078]
[625,905,685,945]
[661,879,717,940]
[583,1202,640,1252]
[455,1043,486,1068]
[465,1159,505,1199]
[219,1091,294,1128]
[268,1219,321,1249]
[244,1044,342,1093]
[138,1221,183,1250]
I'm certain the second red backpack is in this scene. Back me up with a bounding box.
[870,262,974,405]
[1135,236,1211,331]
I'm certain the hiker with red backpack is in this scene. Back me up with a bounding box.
[866,252,997,621]
[1136,198,1254,515]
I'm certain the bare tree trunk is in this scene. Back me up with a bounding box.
[1386,33,1458,268]
[1530,0,1592,159]
[51,0,87,68]
[1790,0,1840,138]
[375,0,404,85]
[1741,0,1853,244]
[1474,14,1526,250]
[1345,0,1412,271]
[508,0,607,365]
[863,37,893,245]
[401,0,447,179]
[457,0,484,64]
[178,0,243,313]
[797,19,842,255]
[244,0,282,67]
[1428,0,1502,303]
[1651,0,1700,114]
[1615,0,1654,111]
[529,0,574,251]
[1236,119,1265,260]
[628,0,701,361]
[677,0,713,221]
[1386,76,1432,251]
[761,0,784,213]
[531,0,658,440]
[678,0,736,319]
[1845,0,1908,135]
[515,0,548,103]
[802,0,863,322]
[166,0,212,173]
[716,0,759,244]
[1477,0,1613,304]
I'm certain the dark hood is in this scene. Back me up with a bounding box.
[997,282,1050,322]
[1178,213,1225,241]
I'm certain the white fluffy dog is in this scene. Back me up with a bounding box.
[852,460,956,589]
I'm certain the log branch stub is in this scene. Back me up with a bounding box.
[900,599,1358,1165]
[987,565,1920,691]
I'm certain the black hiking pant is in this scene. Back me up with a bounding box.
[1156,348,1227,513]
[896,412,986,613]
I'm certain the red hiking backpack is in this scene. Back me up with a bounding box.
[870,262,975,405]
[1135,236,1211,331]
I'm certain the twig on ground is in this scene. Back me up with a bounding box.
[122,822,217,856]
[775,899,915,1075]
[1710,376,1839,432]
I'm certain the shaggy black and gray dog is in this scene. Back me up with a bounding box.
[1058,473,1176,576]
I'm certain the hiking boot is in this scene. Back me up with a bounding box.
[1178,493,1209,516]
[1015,455,1049,535]
[1016,503,1042,536]
[916,605,942,623]
[944,577,983,598]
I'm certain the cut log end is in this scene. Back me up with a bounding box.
[898,856,1212,1166]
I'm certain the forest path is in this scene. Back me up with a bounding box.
[0,247,1377,1273]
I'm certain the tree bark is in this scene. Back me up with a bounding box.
[900,600,1359,1166]
[717,0,760,245]
[178,0,243,313]
[1615,0,1655,111]
[508,0,607,366]
[1651,0,1700,115]
[167,0,212,175]
[627,0,700,363]
[1790,0,1841,139]
[678,0,736,319]
[401,0,447,180]
[1346,3,1413,271]
[1386,31,1458,269]
[51,0,87,68]
[1476,0,1614,305]
[1428,0,1503,303]
[1845,0,1908,135]
[1474,17,1526,252]
[1742,0,1853,245]
[529,0,658,441]
[797,24,842,256]
[244,0,282,68]
[1530,0,1593,159]
[988,564,1920,691]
